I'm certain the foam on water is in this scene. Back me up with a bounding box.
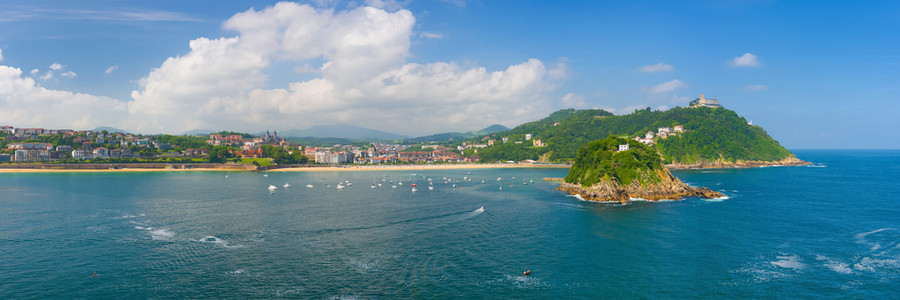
[566,194,585,201]
[196,236,243,248]
[704,195,730,202]
[150,229,175,240]
[229,269,245,274]
[770,255,805,270]
[816,255,853,274]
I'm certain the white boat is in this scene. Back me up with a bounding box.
[392,185,397,189]
[283,183,291,188]
[263,173,268,177]
[411,187,418,192]
[371,184,377,189]
[337,184,345,189]
[268,185,278,191]
[428,186,434,191]
[306,184,314,188]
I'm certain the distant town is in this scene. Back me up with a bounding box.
[1,94,732,166]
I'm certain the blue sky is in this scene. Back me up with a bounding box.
[0,0,897,148]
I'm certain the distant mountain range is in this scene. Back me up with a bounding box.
[179,123,510,141]
[92,126,130,134]
[405,124,510,143]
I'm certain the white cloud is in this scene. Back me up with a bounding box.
[743,84,767,91]
[125,3,566,134]
[29,68,39,76]
[419,32,443,39]
[561,92,586,108]
[60,71,77,78]
[105,65,118,74]
[732,53,760,67]
[40,71,54,81]
[0,48,3,62]
[49,63,63,71]
[638,62,673,73]
[648,79,686,94]
[365,0,407,11]
[0,66,126,129]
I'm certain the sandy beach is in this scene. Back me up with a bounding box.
[270,163,570,172]
[0,163,570,173]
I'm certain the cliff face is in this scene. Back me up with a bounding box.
[558,168,723,204]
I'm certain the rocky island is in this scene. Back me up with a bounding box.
[558,136,723,203]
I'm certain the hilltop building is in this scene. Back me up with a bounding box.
[618,144,630,152]
[691,94,721,108]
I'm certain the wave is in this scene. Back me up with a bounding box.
[816,255,853,274]
[149,229,175,240]
[196,236,244,248]
[704,195,730,202]
[567,194,585,201]
[854,228,897,252]
[770,255,805,270]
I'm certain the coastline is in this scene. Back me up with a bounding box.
[269,163,570,172]
[666,157,811,169]
[0,163,570,173]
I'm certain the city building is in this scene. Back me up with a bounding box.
[674,125,684,133]
[533,139,545,147]
[92,147,110,159]
[618,144,630,152]
[525,134,533,141]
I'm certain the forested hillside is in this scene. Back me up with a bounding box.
[472,106,794,164]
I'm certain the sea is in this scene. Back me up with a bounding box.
[1,150,898,298]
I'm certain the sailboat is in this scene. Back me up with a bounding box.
[268,185,278,191]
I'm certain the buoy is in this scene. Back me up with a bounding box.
[523,270,531,276]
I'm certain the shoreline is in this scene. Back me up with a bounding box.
[269,163,570,172]
[666,157,811,170]
[0,163,570,173]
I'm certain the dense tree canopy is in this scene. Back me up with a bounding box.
[468,106,793,164]
[564,136,663,186]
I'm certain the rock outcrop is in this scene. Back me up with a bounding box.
[666,155,810,169]
[558,168,723,204]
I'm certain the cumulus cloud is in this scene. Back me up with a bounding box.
[638,62,673,73]
[50,63,63,71]
[648,79,686,94]
[419,32,443,39]
[0,66,126,129]
[743,84,767,91]
[30,68,39,76]
[105,65,118,74]
[125,3,566,134]
[561,92,586,108]
[732,53,760,67]
[60,71,77,78]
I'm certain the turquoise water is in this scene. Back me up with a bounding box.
[1,150,898,298]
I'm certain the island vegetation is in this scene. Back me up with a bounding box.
[558,135,723,203]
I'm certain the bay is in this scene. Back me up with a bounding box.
[1,150,898,298]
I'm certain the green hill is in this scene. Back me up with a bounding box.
[472,106,794,164]
[564,136,663,186]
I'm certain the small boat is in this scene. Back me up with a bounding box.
[428,186,434,191]
[523,270,531,276]
[306,184,314,188]
[90,271,99,278]
[283,183,291,188]
[392,185,397,189]
[268,185,278,191]
[336,184,345,189]
[371,184,377,189]
[411,187,418,192]
[411,184,417,187]
[263,173,268,177]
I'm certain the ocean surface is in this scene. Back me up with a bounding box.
[1,150,898,298]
